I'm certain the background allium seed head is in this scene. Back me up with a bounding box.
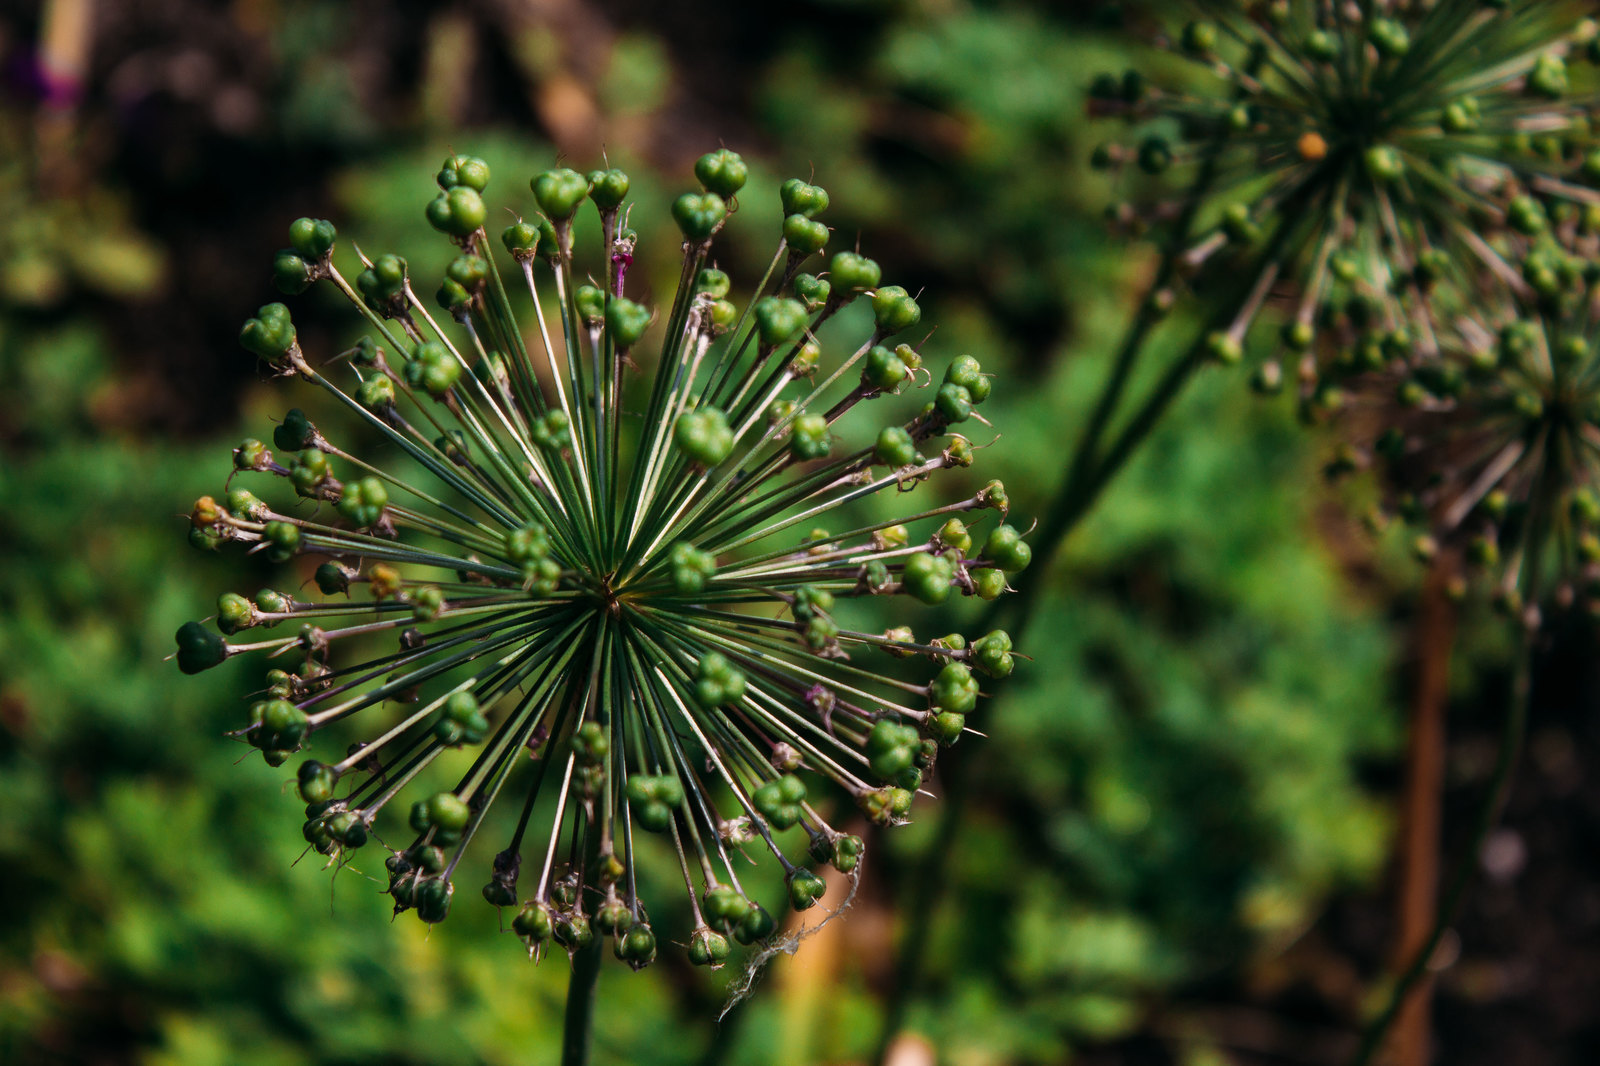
[1331,217,1600,621]
[1091,2,1600,402]
[175,151,1028,968]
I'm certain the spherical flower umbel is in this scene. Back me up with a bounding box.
[176,151,1028,968]
[1091,2,1600,396]
[1332,214,1600,620]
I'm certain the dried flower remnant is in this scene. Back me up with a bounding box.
[175,151,1028,968]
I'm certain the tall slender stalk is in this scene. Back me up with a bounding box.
[1349,624,1536,1066]
[1388,560,1457,1066]
[562,936,604,1066]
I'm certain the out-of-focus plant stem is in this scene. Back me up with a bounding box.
[562,934,603,1066]
[1388,560,1457,1066]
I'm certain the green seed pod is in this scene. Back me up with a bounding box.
[829,251,880,293]
[1528,52,1568,99]
[752,772,807,829]
[607,297,653,348]
[403,341,461,397]
[427,791,472,834]
[1205,332,1243,365]
[435,154,489,191]
[928,710,966,745]
[702,885,752,932]
[674,407,735,466]
[902,551,954,605]
[234,437,271,471]
[1137,136,1172,175]
[252,697,309,751]
[709,298,738,333]
[325,810,367,849]
[874,426,915,467]
[671,192,727,242]
[696,268,731,298]
[297,759,335,803]
[1303,28,1338,62]
[175,620,229,674]
[350,337,380,367]
[1441,100,1478,134]
[982,523,1032,572]
[693,650,747,709]
[864,345,908,392]
[780,178,830,219]
[827,834,863,874]
[356,254,409,311]
[617,923,656,967]
[790,412,831,461]
[225,489,266,521]
[935,384,973,424]
[239,303,297,364]
[865,719,919,780]
[338,476,388,528]
[1365,145,1404,183]
[446,254,488,291]
[358,375,395,411]
[273,408,318,452]
[552,911,593,950]
[572,720,610,764]
[502,219,541,258]
[687,927,732,967]
[415,878,453,923]
[966,373,992,404]
[668,542,716,594]
[787,868,827,910]
[288,217,337,259]
[782,213,829,255]
[754,296,808,348]
[575,285,607,326]
[938,518,972,554]
[532,168,590,221]
[978,479,1009,512]
[426,186,488,238]
[587,167,630,211]
[972,629,1014,678]
[1282,321,1314,352]
[410,586,445,622]
[930,662,979,714]
[793,273,830,312]
[262,520,302,563]
[272,250,313,295]
[594,899,633,935]
[1368,17,1410,58]
[694,149,748,198]
[1507,194,1547,236]
[1181,20,1216,54]
[872,285,921,336]
[216,592,254,635]
[509,902,554,946]
[734,903,776,944]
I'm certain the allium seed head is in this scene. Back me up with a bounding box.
[176,151,1028,968]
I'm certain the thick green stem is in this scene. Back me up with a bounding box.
[561,934,604,1066]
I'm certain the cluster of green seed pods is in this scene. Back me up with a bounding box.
[177,148,1031,967]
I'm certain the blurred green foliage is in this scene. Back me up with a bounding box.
[0,2,1446,1064]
